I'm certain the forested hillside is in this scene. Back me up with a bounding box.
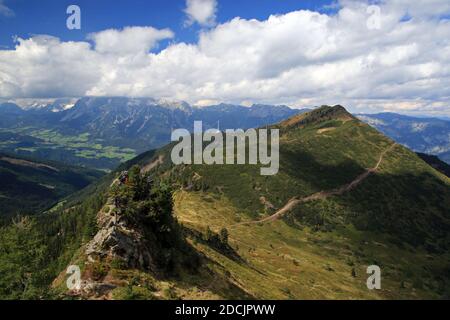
[0,153,103,218]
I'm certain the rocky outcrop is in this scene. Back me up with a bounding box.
[85,201,155,271]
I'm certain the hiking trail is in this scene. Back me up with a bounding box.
[231,143,396,227]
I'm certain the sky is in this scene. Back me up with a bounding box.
[0,0,449,116]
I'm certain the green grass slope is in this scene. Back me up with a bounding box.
[135,105,450,299]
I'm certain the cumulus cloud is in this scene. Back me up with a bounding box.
[0,0,449,115]
[0,0,14,17]
[88,26,174,54]
[184,0,217,27]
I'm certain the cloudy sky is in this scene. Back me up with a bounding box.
[0,0,449,116]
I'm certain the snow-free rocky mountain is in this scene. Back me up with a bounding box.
[0,97,301,170]
[358,113,450,164]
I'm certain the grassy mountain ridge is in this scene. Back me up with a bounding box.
[148,106,449,249]
[1,105,449,299]
[69,105,447,299]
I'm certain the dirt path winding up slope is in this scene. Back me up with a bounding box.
[232,143,396,227]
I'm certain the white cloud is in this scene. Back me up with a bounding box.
[184,0,217,27]
[0,0,450,115]
[0,0,14,17]
[88,26,174,54]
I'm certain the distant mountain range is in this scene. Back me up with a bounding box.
[0,98,301,170]
[358,113,450,164]
[1,98,449,171]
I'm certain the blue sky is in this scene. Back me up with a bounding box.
[0,0,449,116]
[0,0,335,48]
